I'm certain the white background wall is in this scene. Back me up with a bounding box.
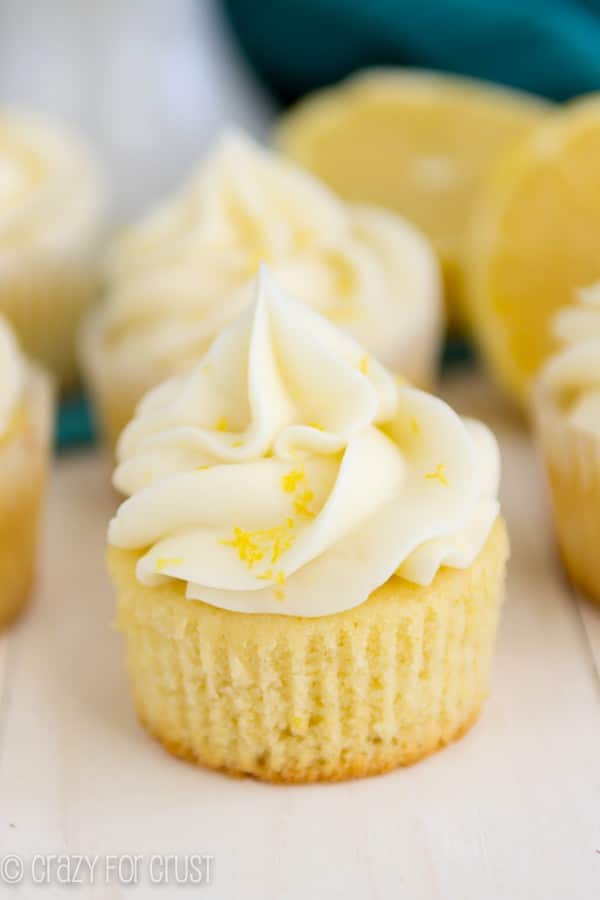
[0,0,273,218]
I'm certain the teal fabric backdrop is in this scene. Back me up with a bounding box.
[222,0,600,102]
[57,393,95,451]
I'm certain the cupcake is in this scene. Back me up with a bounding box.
[0,316,53,627]
[107,268,508,783]
[82,131,442,449]
[0,110,107,390]
[533,284,600,604]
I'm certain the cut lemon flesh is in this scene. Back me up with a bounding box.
[466,95,600,406]
[275,69,550,319]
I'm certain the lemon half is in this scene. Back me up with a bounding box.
[466,95,600,407]
[275,69,550,320]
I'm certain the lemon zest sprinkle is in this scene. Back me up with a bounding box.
[269,519,296,563]
[257,568,273,581]
[232,440,243,448]
[221,519,295,569]
[216,415,228,432]
[426,463,448,487]
[410,417,420,435]
[294,489,315,518]
[281,466,305,493]
[256,568,286,586]
[155,557,183,572]
[359,354,370,375]
[308,422,324,431]
[221,528,265,569]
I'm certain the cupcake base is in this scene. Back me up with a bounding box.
[110,518,508,783]
[534,383,600,605]
[0,368,53,627]
[139,692,483,783]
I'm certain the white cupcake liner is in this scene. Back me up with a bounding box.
[533,378,600,603]
[0,364,54,626]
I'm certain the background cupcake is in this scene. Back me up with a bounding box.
[0,315,53,627]
[82,130,442,448]
[107,269,508,783]
[533,283,600,604]
[0,109,107,391]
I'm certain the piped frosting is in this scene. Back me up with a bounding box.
[541,282,600,438]
[98,131,440,381]
[0,110,105,259]
[109,269,499,617]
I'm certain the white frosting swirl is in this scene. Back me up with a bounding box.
[0,315,25,433]
[0,110,106,259]
[109,269,499,617]
[542,283,600,438]
[98,131,440,381]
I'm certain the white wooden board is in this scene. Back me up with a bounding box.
[0,372,599,899]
